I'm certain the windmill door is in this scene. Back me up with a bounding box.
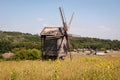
[44,38,57,56]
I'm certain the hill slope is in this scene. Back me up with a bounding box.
[0,31,41,53]
[0,31,120,53]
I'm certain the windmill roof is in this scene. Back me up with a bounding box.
[40,27,64,37]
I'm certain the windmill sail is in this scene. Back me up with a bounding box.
[59,7,68,31]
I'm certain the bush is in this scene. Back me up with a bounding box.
[0,53,3,59]
[27,49,42,60]
[0,54,4,61]
[12,48,42,60]
[0,40,12,53]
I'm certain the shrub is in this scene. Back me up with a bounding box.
[0,54,3,58]
[12,48,42,60]
[27,49,42,60]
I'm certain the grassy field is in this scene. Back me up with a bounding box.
[0,51,120,80]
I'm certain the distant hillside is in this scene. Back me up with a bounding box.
[0,31,41,53]
[0,31,41,42]
[70,36,120,50]
[0,31,120,53]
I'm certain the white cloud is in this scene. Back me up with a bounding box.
[37,18,44,22]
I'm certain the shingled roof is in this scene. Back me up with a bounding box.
[40,27,64,37]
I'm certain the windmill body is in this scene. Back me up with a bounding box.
[41,27,67,59]
[40,7,74,59]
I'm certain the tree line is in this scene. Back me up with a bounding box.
[70,37,120,51]
[0,31,120,60]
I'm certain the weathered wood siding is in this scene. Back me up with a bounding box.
[57,36,67,57]
[43,38,57,56]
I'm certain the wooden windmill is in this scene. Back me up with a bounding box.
[40,7,74,59]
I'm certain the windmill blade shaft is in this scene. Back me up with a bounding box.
[59,7,68,31]
[66,34,70,50]
[68,12,74,27]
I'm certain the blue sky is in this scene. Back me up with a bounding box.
[0,0,120,40]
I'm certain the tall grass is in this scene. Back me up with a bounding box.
[0,55,120,80]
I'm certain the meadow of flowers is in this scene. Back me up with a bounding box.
[0,53,120,80]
